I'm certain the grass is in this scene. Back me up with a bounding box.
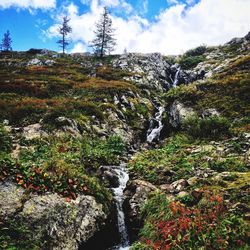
[128,133,248,185]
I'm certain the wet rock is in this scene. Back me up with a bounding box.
[124,179,157,241]
[99,166,120,188]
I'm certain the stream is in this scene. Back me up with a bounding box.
[109,164,130,250]
[146,105,165,143]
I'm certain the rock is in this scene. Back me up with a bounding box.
[22,123,48,140]
[44,59,55,66]
[191,188,203,201]
[99,166,120,188]
[124,179,157,241]
[202,108,220,118]
[231,202,250,213]
[159,184,172,192]
[0,181,25,220]
[169,101,196,128]
[170,179,189,192]
[112,53,197,90]
[27,58,43,66]
[177,191,189,198]
[187,176,199,186]
[55,117,81,136]
[0,180,109,250]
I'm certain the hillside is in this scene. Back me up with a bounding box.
[0,33,249,250]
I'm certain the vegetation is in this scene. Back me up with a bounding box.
[132,192,248,250]
[129,134,248,184]
[90,7,116,58]
[182,115,231,139]
[57,16,72,54]
[178,45,207,70]
[0,135,125,205]
[0,30,12,51]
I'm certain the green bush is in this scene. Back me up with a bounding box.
[81,135,126,169]
[182,115,231,139]
[179,55,205,70]
[0,124,12,153]
[185,45,207,57]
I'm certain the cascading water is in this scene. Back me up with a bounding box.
[147,106,165,143]
[173,67,181,87]
[110,164,130,250]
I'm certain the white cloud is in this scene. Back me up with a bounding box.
[0,0,56,9]
[47,0,250,55]
[71,42,87,53]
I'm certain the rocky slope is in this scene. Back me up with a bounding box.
[0,32,249,249]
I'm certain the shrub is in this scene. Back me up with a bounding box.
[185,45,207,57]
[135,192,248,250]
[179,55,205,70]
[0,124,12,153]
[81,135,126,169]
[182,115,231,139]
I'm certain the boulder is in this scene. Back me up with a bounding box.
[22,123,48,140]
[0,181,107,250]
[124,179,157,241]
[169,101,196,128]
[0,181,25,220]
[170,179,188,193]
[27,58,43,66]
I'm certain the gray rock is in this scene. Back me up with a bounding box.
[20,194,106,250]
[124,179,157,241]
[22,123,48,140]
[170,179,188,192]
[27,58,43,66]
[0,181,107,250]
[169,101,196,128]
[0,181,25,220]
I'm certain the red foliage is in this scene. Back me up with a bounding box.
[144,194,229,250]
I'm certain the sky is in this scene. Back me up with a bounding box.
[0,0,250,55]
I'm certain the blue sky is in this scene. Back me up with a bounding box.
[0,0,249,54]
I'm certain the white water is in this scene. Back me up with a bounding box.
[173,67,181,87]
[111,164,130,250]
[147,106,165,143]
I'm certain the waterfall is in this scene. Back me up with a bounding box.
[110,164,130,250]
[173,67,181,87]
[147,106,165,143]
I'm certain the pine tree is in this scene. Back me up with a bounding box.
[1,30,12,51]
[57,16,72,54]
[90,7,116,58]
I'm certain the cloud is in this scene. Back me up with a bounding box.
[0,0,56,9]
[71,42,87,53]
[47,0,250,55]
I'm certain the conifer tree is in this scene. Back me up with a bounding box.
[57,16,72,54]
[90,7,116,58]
[1,30,12,51]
